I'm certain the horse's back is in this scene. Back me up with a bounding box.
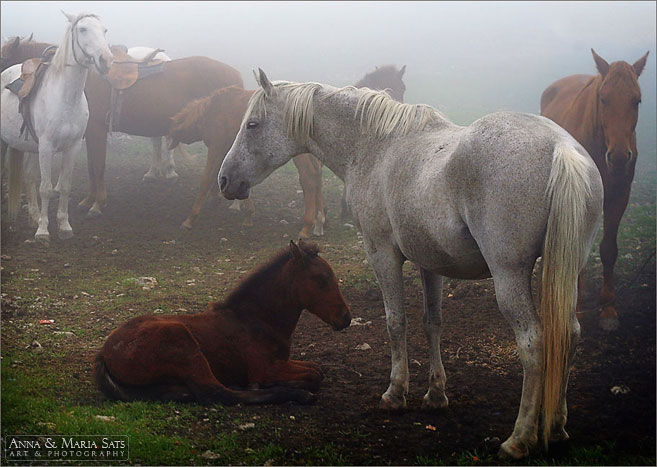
[446,112,596,265]
[541,74,593,121]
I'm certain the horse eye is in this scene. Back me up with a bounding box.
[79,27,87,33]
[600,97,607,106]
[104,28,108,34]
[246,121,259,129]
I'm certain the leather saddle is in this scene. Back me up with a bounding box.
[105,46,165,90]
[5,45,57,142]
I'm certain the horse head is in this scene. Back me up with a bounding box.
[592,49,649,173]
[62,11,113,74]
[287,240,352,331]
[0,36,22,71]
[358,65,407,103]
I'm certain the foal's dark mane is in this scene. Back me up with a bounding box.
[355,65,401,89]
[218,242,320,310]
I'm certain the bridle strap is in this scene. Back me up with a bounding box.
[70,14,98,67]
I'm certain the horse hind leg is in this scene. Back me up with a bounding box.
[493,265,542,459]
[24,152,40,227]
[419,268,448,409]
[549,312,580,442]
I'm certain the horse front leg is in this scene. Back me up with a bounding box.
[80,122,107,217]
[419,268,448,409]
[598,177,632,331]
[312,158,326,237]
[365,241,408,409]
[294,154,318,239]
[54,140,81,239]
[493,266,542,459]
[255,360,323,392]
[35,146,56,244]
[143,136,164,181]
[162,141,179,182]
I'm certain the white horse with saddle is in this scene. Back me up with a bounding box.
[1,12,112,243]
[218,70,603,458]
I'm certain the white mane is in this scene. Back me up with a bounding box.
[243,81,445,143]
[51,13,99,73]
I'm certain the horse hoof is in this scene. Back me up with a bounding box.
[296,390,317,405]
[499,437,530,460]
[86,208,102,219]
[242,219,254,227]
[34,234,50,246]
[58,230,74,240]
[549,427,570,443]
[421,392,449,410]
[298,230,311,240]
[165,173,179,183]
[180,221,193,230]
[142,172,161,182]
[312,227,324,237]
[379,393,407,410]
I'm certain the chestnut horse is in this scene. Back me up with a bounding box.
[168,86,256,229]
[94,241,351,405]
[0,37,243,218]
[541,49,649,331]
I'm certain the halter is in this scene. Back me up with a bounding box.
[69,14,99,67]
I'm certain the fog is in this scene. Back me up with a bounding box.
[2,1,655,154]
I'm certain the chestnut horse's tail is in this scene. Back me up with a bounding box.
[93,353,315,406]
[540,142,595,447]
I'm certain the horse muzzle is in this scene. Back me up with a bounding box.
[605,148,635,174]
[219,176,250,200]
[331,307,352,331]
[96,54,112,75]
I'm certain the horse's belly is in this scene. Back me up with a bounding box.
[396,220,490,280]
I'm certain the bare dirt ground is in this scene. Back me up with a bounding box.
[1,138,655,464]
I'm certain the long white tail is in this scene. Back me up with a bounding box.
[7,147,25,222]
[540,142,593,446]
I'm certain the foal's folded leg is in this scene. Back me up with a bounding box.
[257,360,324,392]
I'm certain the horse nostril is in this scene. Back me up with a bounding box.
[219,176,228,191]
[627,150,633,158]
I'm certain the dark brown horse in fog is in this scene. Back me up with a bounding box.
[94,241,351,405]
[1,37,243,218]
[541,48,649,331]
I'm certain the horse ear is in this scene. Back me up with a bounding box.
[62,10,77,23]
[632,51,649,77]
[27,32,33,41]
[252,69,261,87]
[258,68,274,97]
[289,240,305,264]
[398,65,406,78]
[591,49,609,77]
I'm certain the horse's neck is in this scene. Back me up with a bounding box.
[41,40,88,107]
[233,274,302,340]
[568,75,606,157]
[306,90,450,181]
[41,63,88,107]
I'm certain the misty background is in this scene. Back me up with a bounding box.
[2,1,655,168]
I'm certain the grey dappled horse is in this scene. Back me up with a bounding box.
[218,70,603,459]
